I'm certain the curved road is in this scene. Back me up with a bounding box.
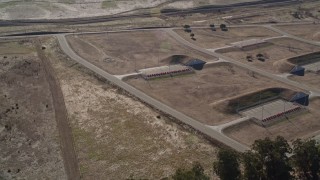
[56,23,320,153]
[56,34,250,152]
[3,22,319,153]
[164,29,320,95]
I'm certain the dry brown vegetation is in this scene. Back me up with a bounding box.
[174,26,280,49]
[67,31,216,75]
[224,98,320,146]
[276,24,320,41]
[289,72,320,90]
[126,63,298,126]
[214,87,298,114]
[0,40,66,179]
[219,37,320,74]
[44,38,219,179]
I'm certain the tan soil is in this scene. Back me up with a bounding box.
[289,72,320,90]
[276,24,320,42]
[174,26,280,49]
[36,41,80,180]
[46,38,219,179]
[126,63,298,126]
[220,37,320,74]
[224,98,320,146]
[67,30,216,75]
[0,40,66,179]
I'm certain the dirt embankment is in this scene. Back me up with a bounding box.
[44,38,219,179]
[127,63,299,125]
[215,42,273,53]
[36,41,80,180]
[212,87,299,114]
[160,54,203,64]
[219,37,320,74]
[0,40,66,179]
[224,98,320,146]
[287,51,320,66]
[67,31,216,75]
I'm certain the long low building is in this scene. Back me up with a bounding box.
[231,39,267,49]
[240,99,306,126]
[139,65,193,80]
[288,51,320,73]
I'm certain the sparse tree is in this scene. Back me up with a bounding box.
[220,24,228,31]
[183,25,191,29]
[183,25,192,33]
[172,162,209,180]
[242,151,264,180]
[213,149,241,180]
[252,136,293,180]
[292,139,320,180]
[184,28,192,33]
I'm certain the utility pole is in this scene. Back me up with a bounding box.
[158,52,160,66]
[260,91,263,120]
[262,105,264,121]
[283,100,286,119]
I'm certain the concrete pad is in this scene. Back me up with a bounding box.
[240,99,299,120]
[303,61,320,72]
[230,39,266,48]
[139,64,193,79]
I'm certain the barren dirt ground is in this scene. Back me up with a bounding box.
[0,40,66,179]
[289,72,320,90]
[220,38,320,74]
[276,24,320,42]
[45,38,219,179]
[0,0,261,20]
[67,31,216,75]
[224,98,320,146]
[126,63,297,126]
[0,0,166,20]
[174,26,280,49]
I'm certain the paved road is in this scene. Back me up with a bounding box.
[209,117,251,133]
[0,0,300,27]
[36,42,80,180]
[56,34,250,152]
[115,72,141,80]
[3,22,320,153]
[0,22,314,41]
[264,25,320,46]
[57,24,320,152]
[164,29,320,95]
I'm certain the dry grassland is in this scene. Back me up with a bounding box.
[174,26,280,49]
[219,38,320,74]
[45,38,218,179]
[276,24,320,41]
[126,63,296,126]
[0,39,66,179]
[289,72,320,90]
[224,98,320,146]
[67,30,216,75]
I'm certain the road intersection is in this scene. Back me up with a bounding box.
[55,23,320,152]
[2,22,319,153]
[57,34,250,152]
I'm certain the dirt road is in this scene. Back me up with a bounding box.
[35,41,80,180]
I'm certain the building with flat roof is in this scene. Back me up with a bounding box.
[139,65,193,80]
